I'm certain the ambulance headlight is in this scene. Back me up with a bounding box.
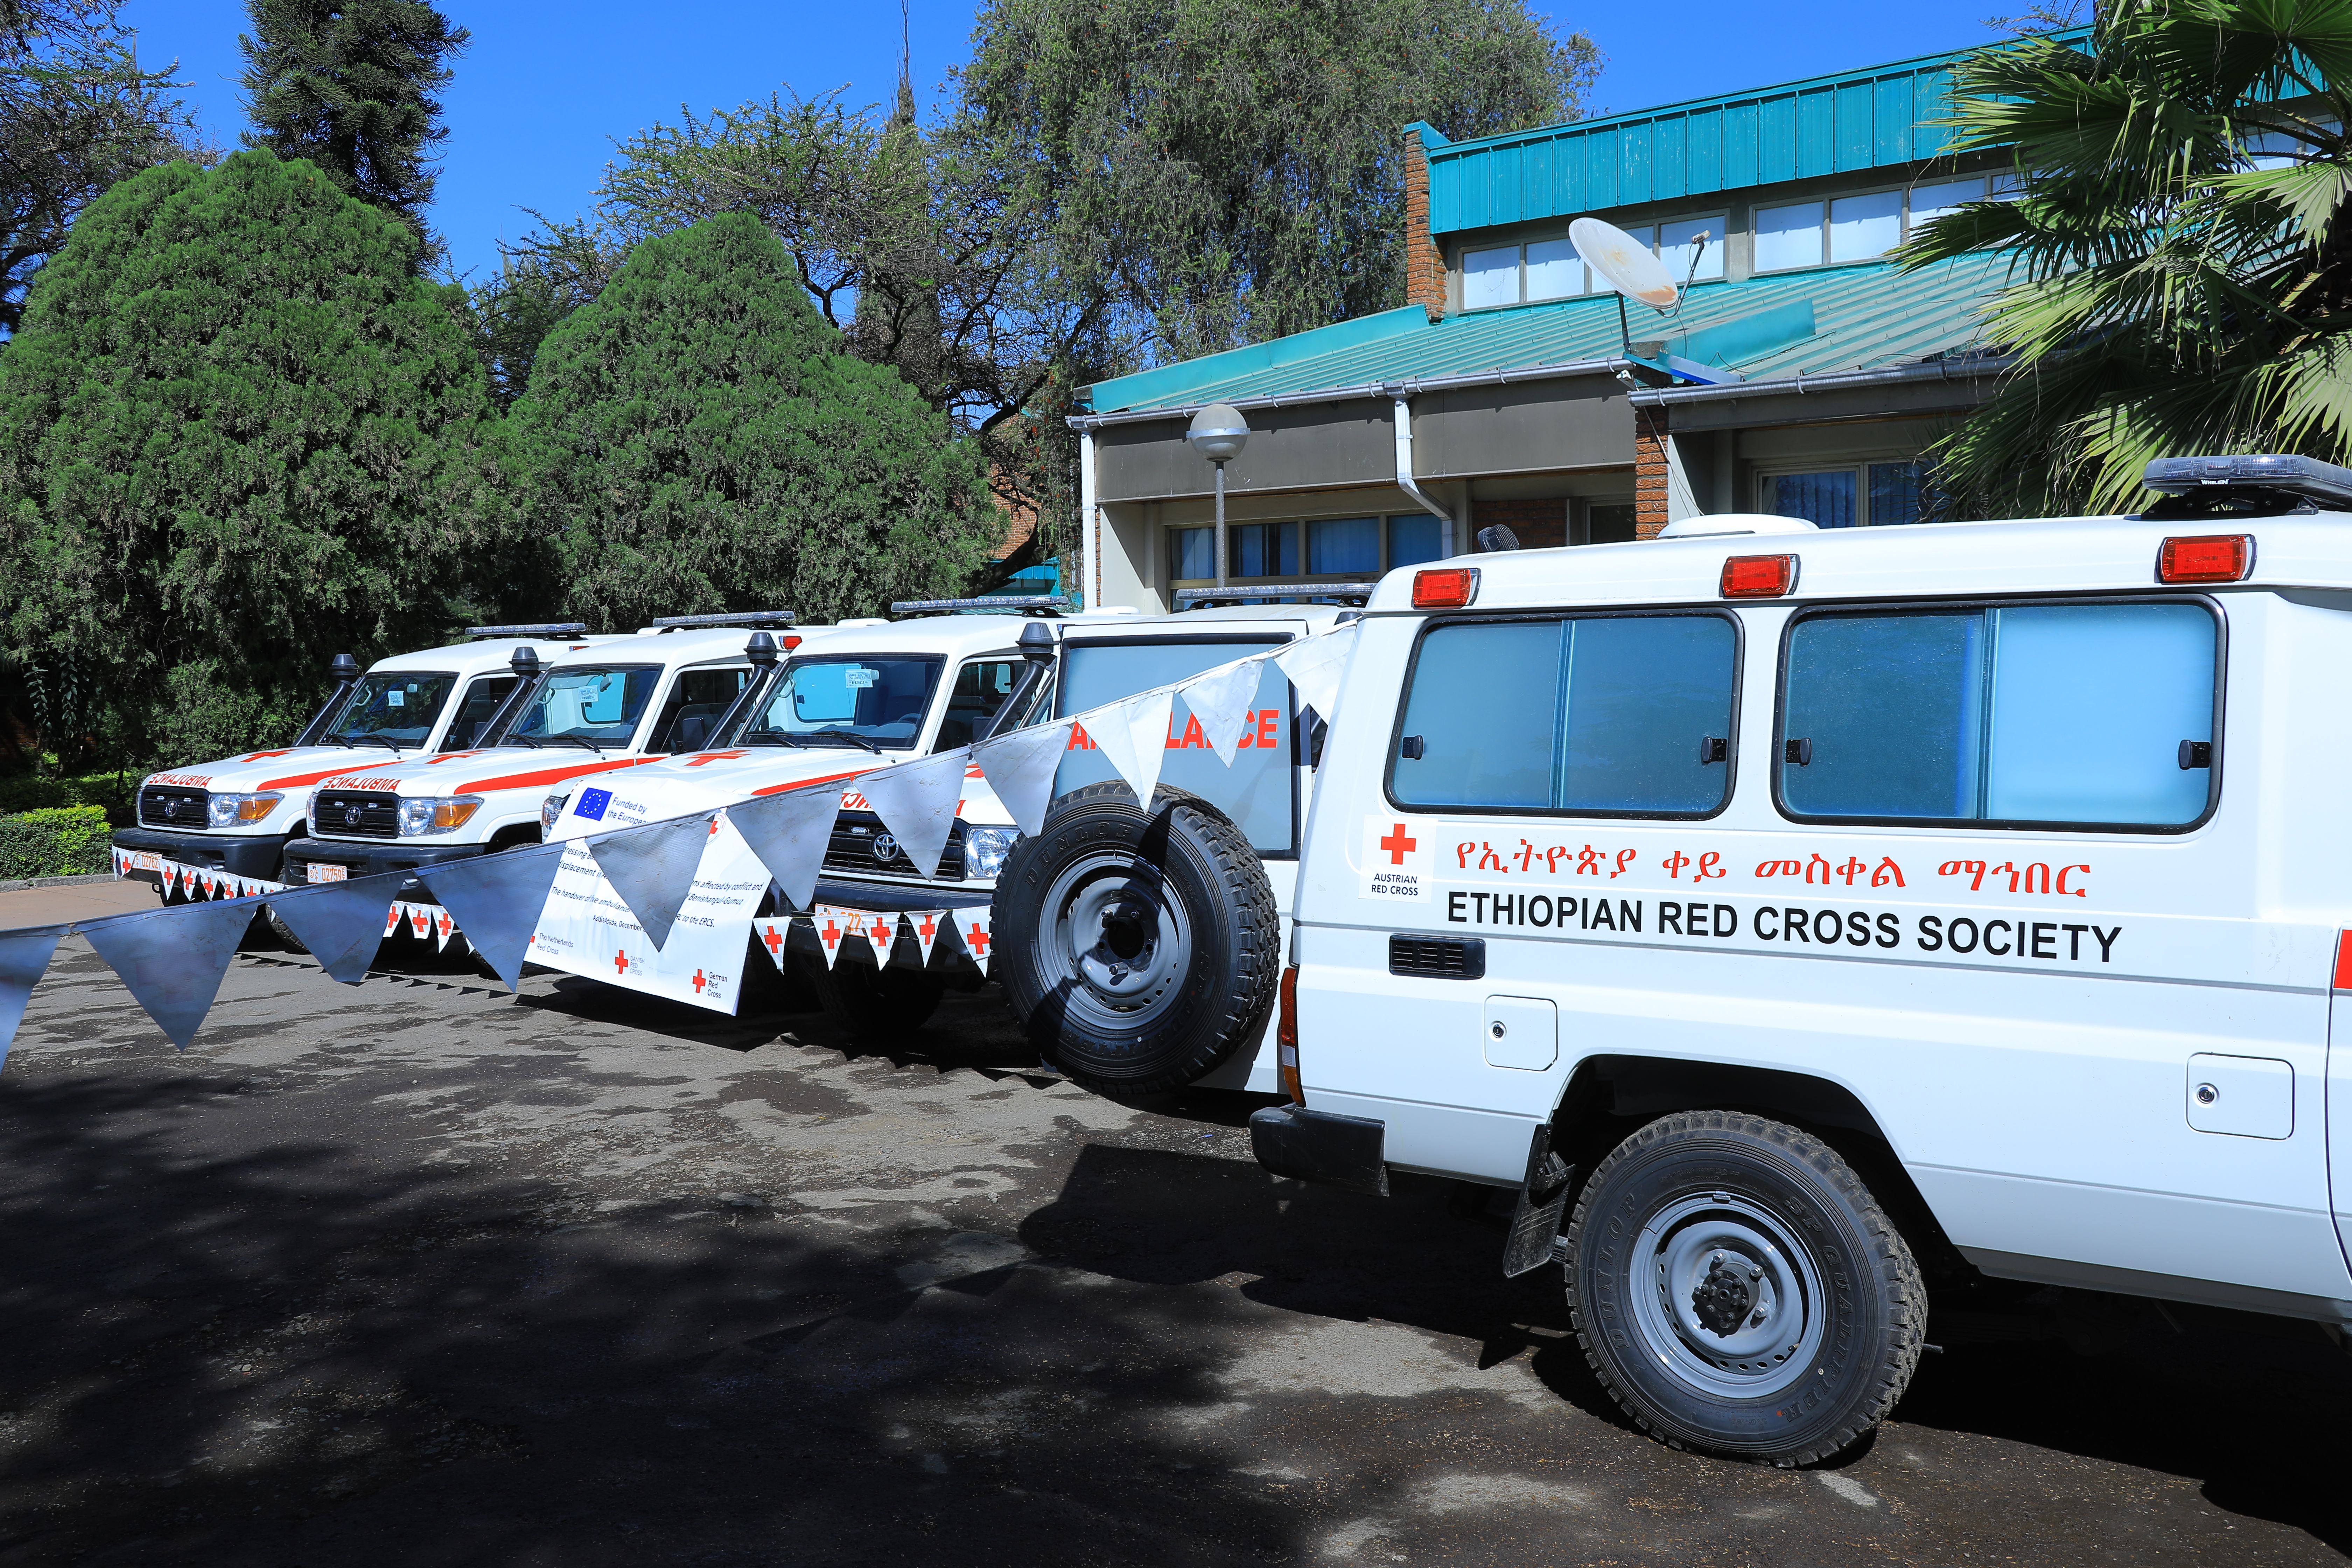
[205,790,283,827]
[961,826,1021,882]
[397,795,484,837]
[541,790,573,833]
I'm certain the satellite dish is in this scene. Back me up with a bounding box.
[1571,217,1679,311]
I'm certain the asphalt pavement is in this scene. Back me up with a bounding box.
[1,927,2347,1566]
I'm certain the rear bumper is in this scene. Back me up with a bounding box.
[111,826,293,882]
[1248,1105,1390,1196]
[283,836,490,900]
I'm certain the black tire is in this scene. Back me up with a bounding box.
[993,782,1278,1094]
[808,958,944,1040]
[1565,1111,1924,1466]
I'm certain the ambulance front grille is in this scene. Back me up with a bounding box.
[313,790,400,839]
[1388,935,1485,980]
[139,786,210,829]
[823,811,968,880]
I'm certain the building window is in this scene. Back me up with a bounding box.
[1387,514,1446,567]
[1307,517,1380,574]
[1457,217,1722,310]
[1754,200,1826,271]
[1169,512,1454,585]
[1657,216,1726,284]
[1829,190,1901,262]
[1525,237,1583,300]
[1755,178,2021,275]
[1463,246,1520,309]
[1761,461,1935,527]
[1170,526,1214,579]
[1232,522,1297,577]
[1586,502,1639,544]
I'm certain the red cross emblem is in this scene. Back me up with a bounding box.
[918,913,937,942]
[867,916,894,950]
[762,924,783,955]
[614,950,629,974]
[692,969,707,994]
[819,919,842,949]
[964,922,990,957]
[436,912,452,938]
[410,909,429,936]
[1379,823,1417,866]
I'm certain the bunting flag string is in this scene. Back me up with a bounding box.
[0,621,1361,1069]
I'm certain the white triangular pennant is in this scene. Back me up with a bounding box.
[383,903,402,937]
[81,898,256,1050]
[859,910,901,964]
[855,748,970,880]
[589,811,716,951]
[754,917,793,972]
[973,720,1074,838]
[727,786,844,913]
[161,863,180,895]
[955,907,993,976]
[1089,689,1174,806]
[1275,625,1357,720]
[910,910,944,967]
[812,905,852,969]
[407,904,433,940]
[0,925,66,1070]
[1181,653,1268,769]
[433,906,460,950]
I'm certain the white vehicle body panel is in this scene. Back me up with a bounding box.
[1290,513,2352,1323]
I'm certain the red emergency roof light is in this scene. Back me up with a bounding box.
[2158,534,2253,584]
[782,635,803,650]
[1720,554,1798,598]
[1412,567,1479,609]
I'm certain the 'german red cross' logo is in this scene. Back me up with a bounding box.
[692,970,707,994]
[614,950,629,975]
[1379,823,1417,865]
[762,925,783,955]
[964,922,990,957]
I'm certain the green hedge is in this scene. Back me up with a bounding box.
[0,806,113,880]
[0,771,134,825]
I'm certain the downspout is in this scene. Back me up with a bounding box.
[1078,426,1100,611]
[1385,383,1459,556]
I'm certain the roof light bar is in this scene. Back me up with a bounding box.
[1410,568,1479,610]
[2158,534,2254,584]
[649,610,796,630]
[1174,583,1377,609]
[1720,554,1799,598]
[890,594,1070,617]
[465,622,588,639]
[2143,453,2352,509]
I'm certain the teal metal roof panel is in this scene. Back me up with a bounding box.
[1424,32,2084,236]
[1078,254,2012,416]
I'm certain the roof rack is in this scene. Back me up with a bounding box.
[465,622,589,639]
[2142,454,2352,515]
[891,595,1070,617]
[649,610,796,631]
[1175,583,1378,609]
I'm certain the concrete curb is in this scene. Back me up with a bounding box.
[0,872,116,894]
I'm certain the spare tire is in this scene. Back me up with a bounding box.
[995,782,1278,1093]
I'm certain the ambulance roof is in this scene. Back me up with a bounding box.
[783,616,1036,659]
[1361,509,2352,615]
[543,625,769,668]
[1082,604,1353,637]
[369,635,610,674]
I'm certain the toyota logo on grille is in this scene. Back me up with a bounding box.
[343,805,362,826]
[871,833,900,862]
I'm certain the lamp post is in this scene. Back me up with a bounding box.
[1186,402,1250,592]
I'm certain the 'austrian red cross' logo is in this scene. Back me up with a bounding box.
[614,950,630,974]
[762,924,783,955]
[964,922,990,957]
[1379,823,1417,865]
[692,969,707,994]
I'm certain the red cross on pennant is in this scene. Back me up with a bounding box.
[917,913,937,943]
[410,909,430,937]
[819,919,842,949]
[614,950,630,975]
[762,924,783,956]
[436,911,452,938]
[692,969,707,994]
[964,921,990,957]
[867,915,894,952]
[1379,823,1417,866]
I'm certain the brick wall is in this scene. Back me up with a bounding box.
[1402,130,1447,323]
[1633,405,1670,539]
[1471,497,1566,550]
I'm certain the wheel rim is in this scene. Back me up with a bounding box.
[1037,850,1194,1034]
[1624,1188,1828,1400]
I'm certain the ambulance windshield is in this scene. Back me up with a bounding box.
[503,665,661,750]
[318,672,457,752]
[742,657,944,750]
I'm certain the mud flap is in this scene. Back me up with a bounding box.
[1502,1124,1575,1278]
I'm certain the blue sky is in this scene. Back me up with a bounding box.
[120,0,2011,285]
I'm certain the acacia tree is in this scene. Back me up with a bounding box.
[502,212,999,630]
[1903,0,2352,516]
[0,151,500,764]
[239,0,469,255]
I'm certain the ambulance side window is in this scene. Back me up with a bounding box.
[1390,613,1738,817]
[1780,600,2217,828]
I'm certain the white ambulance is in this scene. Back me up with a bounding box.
[281,616,794,910]
[1057,453,2352,1466]
[111,624,602,899]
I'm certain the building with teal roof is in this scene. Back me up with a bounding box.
[1066,35,2037,612]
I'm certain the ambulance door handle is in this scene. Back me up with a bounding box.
[1784,738,1812,766]
[1698,736,1727,764]
[1400,735,1426,760]
[2178,740,2212,769]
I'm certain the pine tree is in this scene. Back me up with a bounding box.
[0,150,500,763]
[238,0,467,253]
[503,212,999,631]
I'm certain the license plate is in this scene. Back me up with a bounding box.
[307,863,348,883]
